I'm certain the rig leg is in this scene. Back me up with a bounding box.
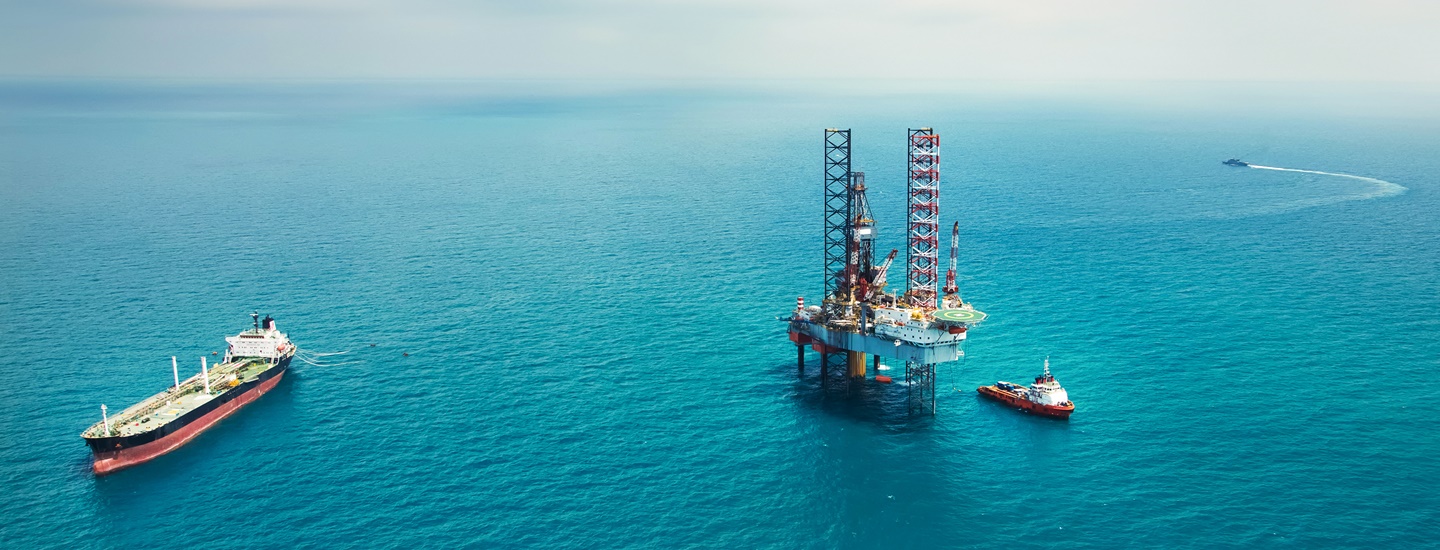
[797,345,805,372]
[846,351,867,379]
[928,363,937,414]
[905,361,911,398]
[818,352,846,389]
[906,362,936,415]
[873,355,881,378]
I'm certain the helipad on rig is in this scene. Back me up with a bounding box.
[784,128,985,414]
[933,308,987,323]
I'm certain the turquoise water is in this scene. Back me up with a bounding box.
[2,83,1438,548]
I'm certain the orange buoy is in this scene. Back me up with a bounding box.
[875,375,892,384]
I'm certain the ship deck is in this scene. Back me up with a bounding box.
[85,358,278,438]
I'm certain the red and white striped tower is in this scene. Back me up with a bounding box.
[906,128,941,308]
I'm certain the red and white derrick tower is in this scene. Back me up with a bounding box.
[906,128,941,308]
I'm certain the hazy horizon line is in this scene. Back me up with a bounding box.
[3,76,1438,121]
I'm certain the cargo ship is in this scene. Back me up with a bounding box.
[977,358,1074,419]
[81,313,295,475]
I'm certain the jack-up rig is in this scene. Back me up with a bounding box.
[786,128,986,414]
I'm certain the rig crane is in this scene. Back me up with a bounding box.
[866,249,899,302]
[942,221,960,306]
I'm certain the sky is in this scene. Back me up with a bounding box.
[1,0,1437,83]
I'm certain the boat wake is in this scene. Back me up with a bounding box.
[1234,164,1407,216]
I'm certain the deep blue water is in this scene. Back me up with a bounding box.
[2,82,1438,548]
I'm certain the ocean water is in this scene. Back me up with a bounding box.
[1,82,1438,548]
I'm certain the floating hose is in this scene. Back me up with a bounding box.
[295,349,354,367]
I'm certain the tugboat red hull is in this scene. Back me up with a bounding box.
[977,385,1074,419]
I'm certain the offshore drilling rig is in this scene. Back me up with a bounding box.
[786,128,986,414]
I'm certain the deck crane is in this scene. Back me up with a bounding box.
[866,249,899,301]
[942,221,960,303]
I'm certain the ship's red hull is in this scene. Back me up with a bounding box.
[91,370,286,475]
[977,385,1074,419]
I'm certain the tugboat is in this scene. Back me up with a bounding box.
[1222,158,1249,167]
[80,313,295,475]
[977,358,1074,419]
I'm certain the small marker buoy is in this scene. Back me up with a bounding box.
[370,343,376,347]
[876,375,893,384]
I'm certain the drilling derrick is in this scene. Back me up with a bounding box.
[844,172,876,379]
[906,129,941,309]
[786,127,987,414]
[850,172,876,302]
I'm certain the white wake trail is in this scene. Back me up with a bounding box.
[1247,164,1407,201]
[1200,163,1411,219]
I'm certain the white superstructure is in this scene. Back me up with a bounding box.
[871,306,966,346]
[1024,358,1070,406]
[225,314,293,361]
